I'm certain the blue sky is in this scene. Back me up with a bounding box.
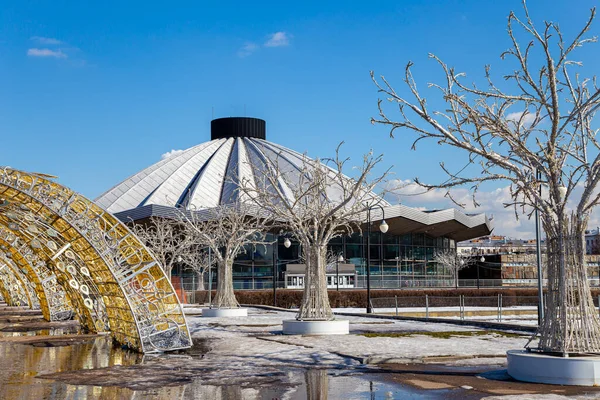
[2,0,599,238]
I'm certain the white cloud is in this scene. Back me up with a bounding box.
[30,36,63,45]
[264,32,290,47]
[27,48,67,58]
[506,111,536,127]
[161,149,185,160]
[237,42,258,58]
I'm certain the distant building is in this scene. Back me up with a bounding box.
[95,117,492,291]
[586,228,600,255]
[458,235,600,287]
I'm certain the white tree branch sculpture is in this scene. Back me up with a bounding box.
[130,217,188,281]
[179,203,267,309]
[372,1,600,354]
[432,249,474,288]
[239,143,390,321]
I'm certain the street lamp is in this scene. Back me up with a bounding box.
[366,204,387,314]
[272,236,291,307]
[478,255,485,289]
[336,254,344,291]
[455,257,465,289]
[208,247,212,306]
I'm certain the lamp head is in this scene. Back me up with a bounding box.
[558,186,568,200]
[379,220,389,234]
[283,238,291,248]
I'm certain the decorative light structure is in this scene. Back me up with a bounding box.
[0,167,192,353]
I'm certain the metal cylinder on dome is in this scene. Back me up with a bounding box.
[211,117,266,140]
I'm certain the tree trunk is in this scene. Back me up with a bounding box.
[195,271,205,291]
[212,258,239,308]
[537,213,600,354]
[297,243,333,320]
[305,369,328,400]
[165,265,172,283]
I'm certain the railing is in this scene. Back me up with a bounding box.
[369,295,542,324]
[353,278,506,288]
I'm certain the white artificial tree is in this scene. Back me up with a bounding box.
[372,2,600,354]
[180,203,267,309]
[130,216,188,281]
[432,249,474,288]
[240,144,389,321]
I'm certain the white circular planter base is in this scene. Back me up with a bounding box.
[507,349,600,386]
[282,319,349,335]
[201,308,248,318]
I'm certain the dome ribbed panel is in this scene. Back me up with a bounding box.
[243,139,296,205]
[188,138,234,209]
[143,140,226,208]
[95,135,388,213]
[95,140,223,213]
[219,138,242,205]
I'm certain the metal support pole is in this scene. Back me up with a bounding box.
[477,261,480,290]
[336,258,340,291]
[535,168,545,325]
[273,238,277,307]
[208,247,212,306]
[425,294,429,320]
[499,293,503,322]
[395,295,398,316]
[366,208,372,313]
[192,273,195,304]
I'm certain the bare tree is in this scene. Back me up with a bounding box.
[179,245,215,291]
[432,249,474,288]
[239,144,389,321]
[372,2,600,354]
[131,217,188,281]
[180,204,267,309]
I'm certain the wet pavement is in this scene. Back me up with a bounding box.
[0,334,468,399]
[3,305,600,399]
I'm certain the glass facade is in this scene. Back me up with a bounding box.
[173,232,457,290]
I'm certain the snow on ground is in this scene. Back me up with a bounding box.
[185,307,532,369]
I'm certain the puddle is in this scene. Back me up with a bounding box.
[0,331,477,400]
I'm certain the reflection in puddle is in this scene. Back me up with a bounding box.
[0,330,451,399]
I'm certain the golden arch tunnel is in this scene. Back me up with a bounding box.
[0,167,192,353]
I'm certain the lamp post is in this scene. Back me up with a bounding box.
[366,204,388,314]
[336,254,344,291]
[272,238,277,307]
[455,256,464,289]
[478,256,484,289]
[395,256,400,288]
[208,247,212,306]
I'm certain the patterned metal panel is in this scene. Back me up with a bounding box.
[0,167,192,353]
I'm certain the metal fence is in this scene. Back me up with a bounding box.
[369,295,542,323]
[369,295,600,324]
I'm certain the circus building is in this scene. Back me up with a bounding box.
[95,117,492,293]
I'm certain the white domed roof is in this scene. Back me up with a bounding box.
[95,135,388,214]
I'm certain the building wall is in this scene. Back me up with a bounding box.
[172,231,457,290]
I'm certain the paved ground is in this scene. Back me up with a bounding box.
[2,303,600,398]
